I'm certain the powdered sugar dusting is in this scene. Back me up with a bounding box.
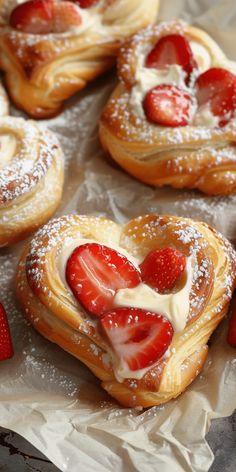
[0,118,60,204]
[0,45,236,415]
[101,19,236,195]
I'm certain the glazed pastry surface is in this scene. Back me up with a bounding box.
[16,214,236,407]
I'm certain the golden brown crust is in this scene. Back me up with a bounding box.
[0,0,159,118]
[0,116,64,247]
[100,21,236,195]
[16,214,236,407]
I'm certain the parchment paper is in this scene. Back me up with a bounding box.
[1,1,236,471]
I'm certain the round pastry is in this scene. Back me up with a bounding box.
[0,116,64,247]
[100,20,236,195]
[0,0,159,118]
[16,214,236,407]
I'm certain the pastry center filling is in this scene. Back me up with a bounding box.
[8,0,106,35]
[58,238,194,380]
[131,33,236,129]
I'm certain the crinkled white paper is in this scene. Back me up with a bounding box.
[0,1,236,471]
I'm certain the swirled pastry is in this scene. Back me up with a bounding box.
[100,21,236,195]
[16,214,236,407]
[0,0,159,118]
[0,116,64,247]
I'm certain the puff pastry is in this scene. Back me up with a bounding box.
[0,116,64,246]
[0,0,159,118]
[100,21,236,195]
[16,214,236,407]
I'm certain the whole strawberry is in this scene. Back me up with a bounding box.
[140,247,186,293]
[0,302,13,361]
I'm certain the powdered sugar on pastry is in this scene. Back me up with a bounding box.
[0,0,160,117]
[0,116,64,246]
[119,21,236,129]
[16,214,236,407]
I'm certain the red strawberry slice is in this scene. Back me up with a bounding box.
[100,307,174,371]
[0,303,13,362]
[70,0,99,7]
[9,0,54,34]
[145,34,198,83]
[143,84,193,127]
[10,0,82,34]
[66,243,141,316]
[195,68,236,127]
[227,305,236,347]
[140,247,186,293]
[53,2,82,33]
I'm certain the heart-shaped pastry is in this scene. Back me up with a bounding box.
[16,214,236,407]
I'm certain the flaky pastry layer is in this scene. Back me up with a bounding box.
[100,21,236,195]
[0,0,159,118]
[0,116,64,246]
[16,214,236,407]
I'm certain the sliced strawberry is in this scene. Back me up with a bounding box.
[70,0,99,7]
[9,0,54,34]
[146,34,198,83]
[140,247,186,293]
[66,243,141,316]
[227,306,236,347]
[100,307,173,371]
[195,68,236,127]
[0,303,13,361]
[53,2,82,33]
[143,84,193,127]
[10,0,81,34]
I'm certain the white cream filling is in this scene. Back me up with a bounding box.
[8,2,107,37]
[193,102,220,127]
[57,238,193,381]
[63,9,102,37]
[129,63,188,119]
[130,39,225,128]
[114,256,193,333]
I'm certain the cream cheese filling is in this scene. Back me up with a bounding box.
[8,2,108,37]
[130,39,225,128]
[57,238,194,380]
[114,256,193,333]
